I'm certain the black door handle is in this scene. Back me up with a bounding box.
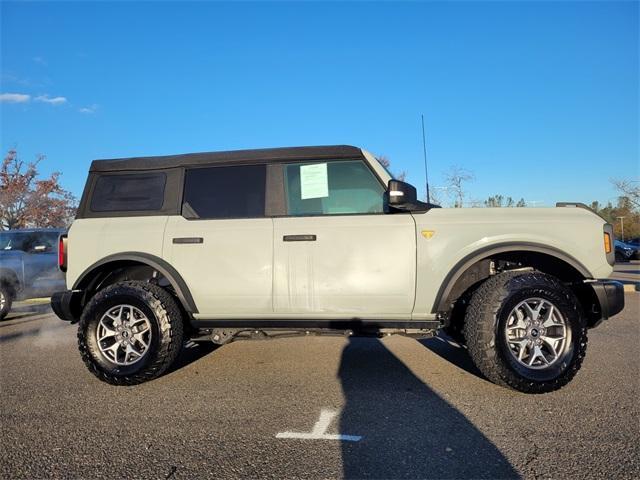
[283,234,316,242]
[173,237,204,244]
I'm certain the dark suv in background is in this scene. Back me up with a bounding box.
[0,228,66,320]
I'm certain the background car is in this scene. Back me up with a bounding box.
[0,228,67,320]
[624,238,640,258]
[614,239,636,263]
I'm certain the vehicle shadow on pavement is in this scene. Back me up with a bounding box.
[167,341,221,374]
[338,337,518,479]
[417,334,484,379]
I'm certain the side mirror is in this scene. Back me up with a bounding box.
[385,180,435,212]
[387,180,418,207]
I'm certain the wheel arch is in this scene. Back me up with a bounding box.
[433,242,592,314]
[73,252,198,314]
[0,268,20,295]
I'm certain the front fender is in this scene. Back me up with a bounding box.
[411,207,611,316]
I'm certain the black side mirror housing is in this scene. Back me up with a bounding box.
[385,180,438,212]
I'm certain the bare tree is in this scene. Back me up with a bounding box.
[0,149,77,230]
[427,186,443,206]
[444,166,474,208]
[376,155,407,182]
[611,178,640,209]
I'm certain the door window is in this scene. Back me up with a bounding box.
[284,160,384,216]
[182,164,267,219]
[29,232,59,252]
[0,232,29,251]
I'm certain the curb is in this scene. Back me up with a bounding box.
[16,297,51,305]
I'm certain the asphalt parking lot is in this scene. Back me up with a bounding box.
[1,295,639,479]
[612,260,640,290]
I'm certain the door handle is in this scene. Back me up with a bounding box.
[283,234,316,242]
[173,237,204,244]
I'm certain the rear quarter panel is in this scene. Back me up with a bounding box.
[412,207,612,316]
[65,217,169,289]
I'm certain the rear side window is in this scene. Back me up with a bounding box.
[182,164,266,219]
[0,232,29,251]
[91,173,167,212]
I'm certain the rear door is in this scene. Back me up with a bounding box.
[273,159,416,317]
[163,164,273,316]
[22,231,66,296]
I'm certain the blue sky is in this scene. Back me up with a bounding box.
[1,1,638,206]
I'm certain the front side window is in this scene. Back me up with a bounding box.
[182,164,266,219]
[91,173,166,212]
[284,160,384,216]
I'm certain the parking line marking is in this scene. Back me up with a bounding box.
[276,408,362,442]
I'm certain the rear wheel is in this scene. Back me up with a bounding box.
[78,281,184,385]
[0,284,14,321]
[464,271,587,393]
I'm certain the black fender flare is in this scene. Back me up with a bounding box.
[432,242,592,313]
[0,268,21,294]
[72,252,198,313]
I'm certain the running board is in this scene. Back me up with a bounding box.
[190,319,441,330]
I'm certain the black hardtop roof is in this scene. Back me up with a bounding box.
[90,145,364,173]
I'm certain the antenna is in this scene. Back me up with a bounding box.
[421,114,431,204]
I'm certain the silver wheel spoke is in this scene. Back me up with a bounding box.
[504,297,568,370]
[516,339,529,361]
[541,334,561,353]
[522,301,543,322]
[103,342,122,362]
[124,343,140,362]
[97,304,152,366]
[528,345,547,366]
[98,325,117,342]
[521,302,536,321]
[542,306,557,328]
[133,332,149,349]
[507,315,527,333]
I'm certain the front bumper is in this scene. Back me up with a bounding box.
[51,290,83,323]
[590,280,625,323]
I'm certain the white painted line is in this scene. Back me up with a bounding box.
[276,408,362,442]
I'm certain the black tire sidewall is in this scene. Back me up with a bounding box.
[0,284,13,320]
[81,291,164,377]
[495,280,582,384]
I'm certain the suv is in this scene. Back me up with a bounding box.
[0,228,67,320]
[52,145,624,392]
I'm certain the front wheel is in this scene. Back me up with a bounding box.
[78,281,184,385]
[464,271,587,393]
[0,284,14,321]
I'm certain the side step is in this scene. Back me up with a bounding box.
[190,319,441,330]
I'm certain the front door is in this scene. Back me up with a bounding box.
[273,159,416,317]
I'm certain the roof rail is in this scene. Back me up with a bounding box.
[556,202,598,215]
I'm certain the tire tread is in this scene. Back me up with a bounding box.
[77,281,184,385]
[463,271,587,394]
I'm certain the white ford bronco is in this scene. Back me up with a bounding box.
[52,145,624,392]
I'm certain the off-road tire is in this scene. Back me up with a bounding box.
[78,281,184,385]
[463,271,587,394]
[0,283,14,321]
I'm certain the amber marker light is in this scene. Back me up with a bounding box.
[604,232,612,254]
